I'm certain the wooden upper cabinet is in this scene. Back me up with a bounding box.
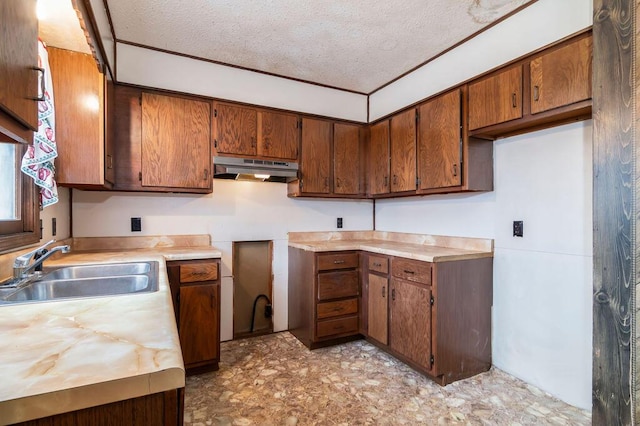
[258,111,299,160]
[530,35,592,115]
[333,123,361,195]
[141,92,212,189]
[0,0,39,134]
[214,102,257,156]
[390,109,417,193]
[48,47,111,188]
[300,118,331,194]
[369,120,390,195]
[417,89,462,191]
[468,65,523,130]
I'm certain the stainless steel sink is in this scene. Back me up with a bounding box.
[0,261,159,305]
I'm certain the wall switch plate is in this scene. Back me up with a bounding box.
[131,217,142,232]
[52,218,56,236]
[337,217,343,229]
[513,221,523,237]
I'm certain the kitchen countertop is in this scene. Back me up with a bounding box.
[288,231,493,262]
[0,245,221,425]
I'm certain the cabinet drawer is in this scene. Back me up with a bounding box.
[317,298,358,320]
[392,258,431,285]
[180,262,219,283]
[368,255,389,275]
[318,270,359,301]
[317,315,359,338]
[317,252,359,271]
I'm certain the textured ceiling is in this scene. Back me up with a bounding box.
[106,0,534,94]
[38,0,91,54]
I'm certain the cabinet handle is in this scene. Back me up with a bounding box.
[204,169,209,180]
[512,93,517,108]
[325,177,329,188]
[373,262,382,267]
[393,175,398,185]
[452,164,458,177]
[382,285,386,298]
[533,85,540,102]
[403,269,415,274]
[336,178,341,188]
[251,137,256,148]
[106,154,113,170]
[31,67,46,101]
[391,288,396,301]
[334,260,345,264]
[384,176,388,187]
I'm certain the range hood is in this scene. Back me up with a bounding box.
[213,156,299,183]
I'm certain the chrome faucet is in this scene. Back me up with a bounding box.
[13,240,71,279]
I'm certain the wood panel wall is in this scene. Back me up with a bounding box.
[592,0,635,424]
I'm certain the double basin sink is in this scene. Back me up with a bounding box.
[0,261,159,305]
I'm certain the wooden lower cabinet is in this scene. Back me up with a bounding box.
[288,248,361,349]
[167,259,221,374]
[12,389,184,426]
[366,254,389,345]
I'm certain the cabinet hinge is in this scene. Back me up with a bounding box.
[415,111,419,124]
[300,179,304,189]
[430,355,434,365]
[214,139,218,149]
[138,172,142,181]
[416,177,420,187]
[299,119,303,129]
[430,295,434,306]
[214,109,217,118]
[139,95,142,106]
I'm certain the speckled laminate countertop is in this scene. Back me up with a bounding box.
[288,231,493,262]
[0,245,221,425]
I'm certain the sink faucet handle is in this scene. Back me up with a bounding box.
[14,239,57,268]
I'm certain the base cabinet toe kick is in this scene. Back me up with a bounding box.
[288,246,493,385]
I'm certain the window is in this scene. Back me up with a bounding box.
[0,141,39,253]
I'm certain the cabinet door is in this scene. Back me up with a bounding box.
[368,273,388,345]
[179,283,219,366]
[49,48,106,186]
[0,0,38,130]
[214,103,257,156]
[333,123,361,195]
[530,36,592,114]
[417,89,462,190]
[141,92,211,189]
[258,111,299,159]
[390,109,417,192]
[390,278,432,369]
[369,120,390,195]
[300,118,331,193]
[468,66,522,130]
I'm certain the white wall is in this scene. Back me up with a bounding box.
[40,186,71,243]
[116,43,368,122]
[72,181,372,341]
[376,121,593,409]
[369,0,593,120]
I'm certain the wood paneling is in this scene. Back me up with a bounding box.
[48,47,107,187]
[368,273,388,345]
[333,123,361,194]
[179,283,219,366]
[0,0,38,131]
[390,109,417,192]
[368,120,390,195]
[389,278,431,370]
[300,118,331,193]
[417,89,462,190]
[141,92,211,189]
[530,36,592,114]
[468,65,523,130]
[317,270,359,300]
[317,252,359,270]
[180,261,218,283]
[258,110,298,159]
[214,103,257,156]
[592,0,633,423]
[317,298,358,319]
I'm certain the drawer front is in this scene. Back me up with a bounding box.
[180,262,219,283]
[392,258,431,285]
[317,315,359,338]
[368,255,389,275]
[317,252,359,271]
[317,298,358,320]
[317,270,359,301]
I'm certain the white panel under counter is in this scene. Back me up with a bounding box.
[288,231,493,262]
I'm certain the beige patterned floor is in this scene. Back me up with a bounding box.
[184,332,590,425]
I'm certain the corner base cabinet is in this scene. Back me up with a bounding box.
[288,248,361,349]
[167,258,221,375]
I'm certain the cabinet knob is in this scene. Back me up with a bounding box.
[533,85,540,102]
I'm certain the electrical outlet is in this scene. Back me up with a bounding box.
[131,217,142,232]
[513,221,523,237]
[337,217,343,229]
[52,218,56,236]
